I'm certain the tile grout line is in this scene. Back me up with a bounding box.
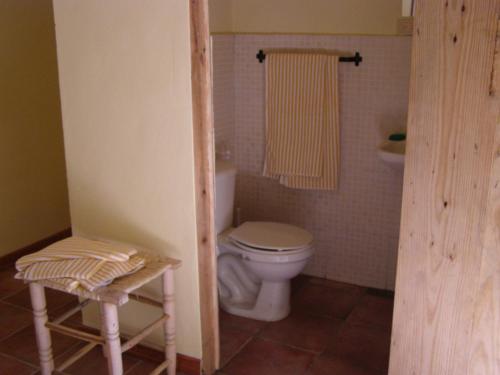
[0,351,40,373]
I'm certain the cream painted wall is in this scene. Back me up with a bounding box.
[401,0,413,16]
[0,0,70,257]
[209,0,402,35]
[53,0,202,358]
[209,0,233,33]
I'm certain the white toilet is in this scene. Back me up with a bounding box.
[215,159,314,321]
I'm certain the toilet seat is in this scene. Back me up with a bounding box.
[229,221,313,252]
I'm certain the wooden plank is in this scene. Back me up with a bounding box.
[46,322,104,344]
[468,35,500,373]
[389,1,500,374]
[189,0,220,374]
[489,20,500,96]
[121,315,168,353]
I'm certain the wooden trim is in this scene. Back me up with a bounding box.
[128,293,163,308]
[389,1,500,373]
[189,0,220,374]
[45,322,105,344]
[0,228,72,267]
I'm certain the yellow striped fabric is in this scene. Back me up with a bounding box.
[21,258,106,282]
[16,236,137,271]
[15,236,145,292]
[79,255,145,291]
[263,52,340,190]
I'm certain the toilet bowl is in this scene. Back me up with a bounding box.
[215,159,314,321]
[217,222,314,321]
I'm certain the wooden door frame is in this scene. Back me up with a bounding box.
[189,1,219,374]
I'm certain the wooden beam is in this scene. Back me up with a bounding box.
[189,0,220,374]
[389,1,500,374]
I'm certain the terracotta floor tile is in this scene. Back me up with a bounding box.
[0,324,81,367]
[0,302,33,340]
[4,287,78,316]
[62,346,139,375]
[0,353,38,375]
[124,360,190,375]
[222,338,314,375]
[323,322,391,373]
[0,266,27,299]
[220,324,253,366]
[347,294,394,330]
[258,312,342,353]
[308,278,367,294]
[292,283,365,319]
[306,355,384,375]
[291,274,311,295]
[219,309,268,335]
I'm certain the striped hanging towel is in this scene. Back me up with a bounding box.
[263,52,340,190]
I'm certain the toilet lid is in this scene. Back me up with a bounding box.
[229,222,313,251]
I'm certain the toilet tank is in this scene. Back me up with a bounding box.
[215,159,237,234]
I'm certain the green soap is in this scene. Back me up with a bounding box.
[388,133,406,141]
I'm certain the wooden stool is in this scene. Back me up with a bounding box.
[28,251,181,375]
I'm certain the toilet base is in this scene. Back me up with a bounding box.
[220,280,291,321]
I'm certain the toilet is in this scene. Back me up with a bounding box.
[215,159,314,321]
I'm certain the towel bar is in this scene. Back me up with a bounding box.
[256,49,363,66]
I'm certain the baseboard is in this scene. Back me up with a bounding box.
[0,228,72,267]
[128,343,201,375]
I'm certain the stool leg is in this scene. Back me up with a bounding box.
[29,283,54,375]
[100,302,123,375]
[162,269,176,375]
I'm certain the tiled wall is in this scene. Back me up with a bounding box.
[212,35,235,154]
[212,34,411,290]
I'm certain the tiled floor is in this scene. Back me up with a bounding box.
[0,263,393,375]
[217,275,394,375]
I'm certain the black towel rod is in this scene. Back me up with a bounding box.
[256,50,363,66]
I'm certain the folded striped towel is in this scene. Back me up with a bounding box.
[16,236,137,271]
[15,236,145,292]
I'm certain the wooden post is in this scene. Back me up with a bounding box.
[162,269,176,375]
[29,283,54,375]
[189,0,220,373]
[389,1,500,374]
[101,302,123,375]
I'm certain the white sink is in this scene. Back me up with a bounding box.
[378,140,405,170]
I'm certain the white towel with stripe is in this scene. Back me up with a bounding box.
[263,52,340,190]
